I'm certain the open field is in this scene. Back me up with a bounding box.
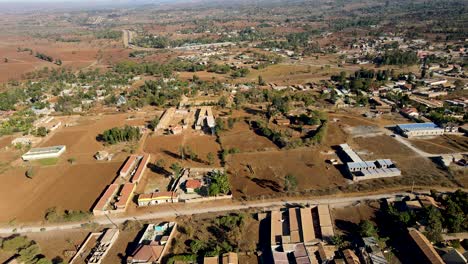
[144,133,222,167]
[409,135,468,154]
[219,120,278,152]
[227,148,346,198]
[0,161,121,222]
[37,113,150,163]
[331,201,380,232]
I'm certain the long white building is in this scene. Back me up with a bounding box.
[21,145,66,161]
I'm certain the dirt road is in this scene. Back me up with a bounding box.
[0,191,410,234]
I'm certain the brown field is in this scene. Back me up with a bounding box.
[38,113,150,163]
[219,120,278,152]
[409,135,468,154]
[0,161,121,222]
[332,201,380,230]
[144,132,222,167]
[227,148,346,198]
[0,34,131,82]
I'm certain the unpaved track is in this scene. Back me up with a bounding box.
[0,191,422,234]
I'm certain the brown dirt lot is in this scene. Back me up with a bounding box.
[0,161,121,223]
[144,133,222,167]
[409,135,468,154]
[219,120,278,152]
[226,148,346,198]
[332,201,380,228]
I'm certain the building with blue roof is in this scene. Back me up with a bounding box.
[340,144,401,181]
[396,122,444,138]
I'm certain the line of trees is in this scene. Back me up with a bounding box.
[101,125,141,144]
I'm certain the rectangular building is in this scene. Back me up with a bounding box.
[21,145,66,161]
[396,123,445,138]
[120,155,138,177]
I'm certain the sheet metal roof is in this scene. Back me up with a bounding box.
[397,122,441,131]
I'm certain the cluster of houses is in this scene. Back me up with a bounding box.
[127,222,177,264]
[269,205,337,264]
[92,153,150,216]
[154,106,215,135]
[70,222,177,264]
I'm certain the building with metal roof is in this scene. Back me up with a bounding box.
[21,145,66,161]
[396,123,445,138]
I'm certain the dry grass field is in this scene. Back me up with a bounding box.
[226,148,346,198]
[409,135,468,154]
[144,133,222,167]
[219,120,278,152]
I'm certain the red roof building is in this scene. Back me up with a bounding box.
[120,155,138,177]
[130,154,150,183]
[185,179,202,190]
[115,183,136,209]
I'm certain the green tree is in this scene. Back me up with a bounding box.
[425,206,443,243]
[1,236,30,252]
[148,117,160,130]
[156,159,166,168]
[170,163,182,178]
[18,244,41,263]
[35,258,53,264]
[218,96,228,108]
[35,127,48,137]
[331,235,346,249]
[67,157,76,165]
[359,220,377,237]
[284,174,298,192]
[258,75,266,85]
[207,152,215,165]
[189,239,205,254]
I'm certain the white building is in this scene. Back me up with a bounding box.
[21,145,66,161]
[396,123,445,138]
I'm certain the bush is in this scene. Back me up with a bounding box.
[1,236,30,252]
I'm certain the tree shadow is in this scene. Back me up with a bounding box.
[147,163,171,177]
[162,150,181,159]
[243,107,265,116]
[251,177,282,192]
